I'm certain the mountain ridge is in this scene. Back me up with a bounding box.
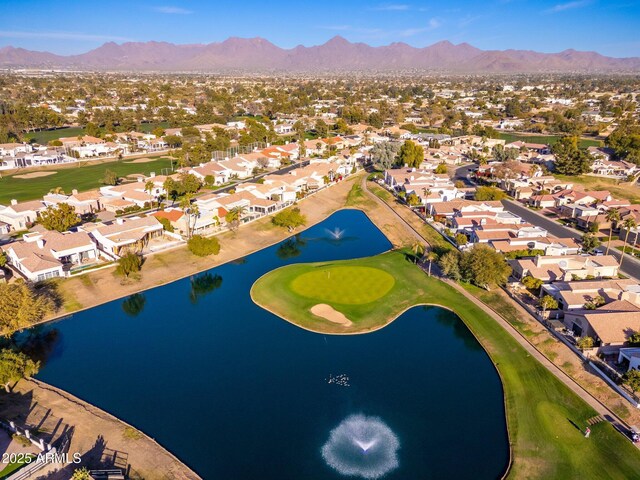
[1,36,638,72]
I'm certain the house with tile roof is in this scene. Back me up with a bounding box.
[0,200,47,232]
[83,216,163,257]
[2,230,99,282]
[509,254,620,283]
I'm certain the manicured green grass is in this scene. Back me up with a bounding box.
[497,133,602,149]
[23,122,170,144]
[290,265,395,305]
[0,157,175,203]
[252,250,640,479]
[0,454,35,479]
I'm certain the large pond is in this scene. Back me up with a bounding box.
[18,209,509,479]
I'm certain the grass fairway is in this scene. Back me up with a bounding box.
[251,250,640,479]
[0,157,175,203]
[497,132,602,149]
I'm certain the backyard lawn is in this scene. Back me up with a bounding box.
[252,250,640,479]
[0,157,175,203]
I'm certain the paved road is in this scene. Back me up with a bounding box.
[360,179,637,444]
[453,163,477,187]
[502,199,640,281]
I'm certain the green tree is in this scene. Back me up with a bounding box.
[576,336,595,350]
[144,180,156,209]
[406,193,421,207]
[552,136,592,175]
[187,235,221,257]
[396,140,424,168]
[620,218,638,268]
[151,126,165,138]
[0,349,39,392]
[39,203,80,232]
[0,281,55,335]
[0,251,6,267]
[581,232,601,253]
[115,252,142,278]
[522,275,543,292]
[539,295,558,316]
[623,369,640,393]
[314,119,329,137]
[225,207,245,231]
[460,244,511,288]
[438,251,461,281]
[103,169,119,186]
[370,142,401,169]
[605,208,621,255]
[474,186,506,201]
[85,122,100,137]
[272,207,307,232]
[157,217,174,233]
[455,233,468,246]
[435,163,448,174]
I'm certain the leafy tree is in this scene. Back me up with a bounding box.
[314,119,329,137]
[460,244,511,288]
[522,275,543,292]
[584,295,605,310]
[396,140,424,168]
[455,233,468,246]
[151,126,165,138]
[406,193,421,206]
[157,217,174,233]
[122,293,146,317]
[116,252,142,278]
[367,112,383,128]
[581,232,601,253]
[85,122,100,137]
[103,169,119,186]
[272,207,307,232]
[435,163,448,174]
[438,251,461,281]
[0,251,6,267]
[474,186,506,201]
[370,142,401,169]
[606,120,640,164]
[0,349,39,392]
[539,295,559,315]
[39,203,80,232]
[164,135,183,148]
[552,136,592,175]
[492,144,518,163]
[0,282,55,335]
[187,235,221,257]
[576,336,595,350]
[623,369,640,393]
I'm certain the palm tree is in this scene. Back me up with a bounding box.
[144,180,155,209]
[619,218,638,268]
[411,241,425,264]
[426,250,438,277]
[179,193,199,239]
[605,208,621,255]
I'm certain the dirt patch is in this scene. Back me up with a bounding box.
[0,378,199,480]
[13,171,57,179]
[126,157,156,164]
[311,304,353,326]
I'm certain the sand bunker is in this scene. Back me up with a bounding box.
[311,304,353,327]
[127,157,157,163]
[13,171,57,179]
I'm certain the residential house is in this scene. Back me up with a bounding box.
[84,216,163,257]
[0,200,46,232]
[2,230,98,282]
[509,255,620,283]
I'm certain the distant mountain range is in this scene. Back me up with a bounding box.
[1,36,639,73]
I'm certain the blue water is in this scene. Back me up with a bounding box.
[19,209,509,479]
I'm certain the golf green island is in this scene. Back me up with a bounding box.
[252,249,640,478]
[251,252,420,334]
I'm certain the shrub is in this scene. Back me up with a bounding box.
[158,217,174,232]
[187,235,221,257]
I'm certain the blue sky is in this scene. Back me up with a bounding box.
[1,0,639,57]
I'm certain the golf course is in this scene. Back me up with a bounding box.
[251,250,640,479]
